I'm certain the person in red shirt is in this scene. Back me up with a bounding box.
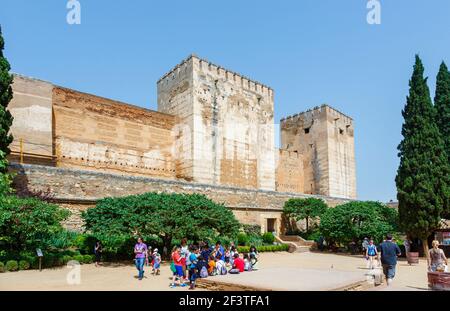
[229,253,245,274]
[170,245,187,288]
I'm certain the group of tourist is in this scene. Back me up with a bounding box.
[119,237,259,288]
[169,239,259,289]
[361,234,448,286]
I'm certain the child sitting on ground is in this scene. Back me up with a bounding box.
[243,253,252,271]
[196,255,209,278]
[249,246,259,270]
[208,254,216,276]
[229,253,245,274]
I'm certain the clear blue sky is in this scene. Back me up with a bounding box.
[1,0,449,201]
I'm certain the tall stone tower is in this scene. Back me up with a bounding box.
[157,55,276,190]
[280,105,356,199]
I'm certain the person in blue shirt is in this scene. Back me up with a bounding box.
[365,239,378,269]
[188,246,199,290]
[379,234,401,286]
[214,241,225,261]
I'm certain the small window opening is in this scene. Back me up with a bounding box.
[304,128,310,134]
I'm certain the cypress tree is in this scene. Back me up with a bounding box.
[396,55,449,259]
[434,62,450,218]
[0,25,14,174]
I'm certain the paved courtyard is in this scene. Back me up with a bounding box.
[0,252,429,291]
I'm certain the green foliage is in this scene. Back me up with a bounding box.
[62,255,73,265]
[319,201,398,246]
[262,232,275,244]
[396,55,449,241]
[0,261,4,272]
[241,224,261,237]
[82,254,94,264]
[73,254,84,263]
[0,25,14,168]
[237,233,249,246]
[0,196,70,251]
[435,62,450,161]
[5,260,18,271]
[299,228,321,241]
[18,260,30,270]
[43,230,79,251]
[283,198,328,232]
[237,244,289,253]
[0,151,13,196]
[434,62,450,218]
[83,192,240,256]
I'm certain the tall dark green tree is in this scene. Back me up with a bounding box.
[0,25,14,174]
[396,55,449,259]
[434,62,450,218]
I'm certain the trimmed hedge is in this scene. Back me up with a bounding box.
[0,262,4,273]
[237,244,289,253]
[262,232,275,244]
[82,255,94,264]
[18,260,30,270]
[5,260,18,272]
[73,255,84,263]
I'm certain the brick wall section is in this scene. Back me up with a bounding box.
[11,164,353,232]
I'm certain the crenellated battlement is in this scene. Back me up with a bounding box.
[157,54,273,95]
[280,104,353,124]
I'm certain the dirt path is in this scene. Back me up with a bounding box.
[0,252,429,291]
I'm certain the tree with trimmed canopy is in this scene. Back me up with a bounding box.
[319,201,398,247]
[82,192,240,258]
[283,197,328,233]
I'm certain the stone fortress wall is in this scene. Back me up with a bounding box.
[7,55,357,233]
[158,55,275,190]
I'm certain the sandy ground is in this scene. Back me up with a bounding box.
[0,252,429,291]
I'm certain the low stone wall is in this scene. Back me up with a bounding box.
[10,164,353,232]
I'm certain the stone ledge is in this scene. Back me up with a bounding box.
[9,163,355,203]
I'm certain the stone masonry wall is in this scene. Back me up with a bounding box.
[157,55,276,190]
[280,105,356,199]
[11,164,353,232]
[275,149,304,193]
[53,87,177,179]
[8,75,54,165]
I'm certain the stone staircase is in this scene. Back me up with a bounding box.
[277,235,315,253]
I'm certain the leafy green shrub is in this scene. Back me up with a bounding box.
[237,233,249,246]
[0,262,4,273]
[247,235,263,247]
[62,255,73,265]
[237,246,250,253]
[73,234,98,255]
[73,255,84,263]
[262,232,275,244]
[18,260,30,270]
[53,254,64,267]
[43,254,55,268]
[82,255,94,264]
[5,260,18,271]
[0,196,70,252]
[241,224,261,237]
[44,230,79,250]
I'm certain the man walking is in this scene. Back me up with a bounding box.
[379,234,401,286]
